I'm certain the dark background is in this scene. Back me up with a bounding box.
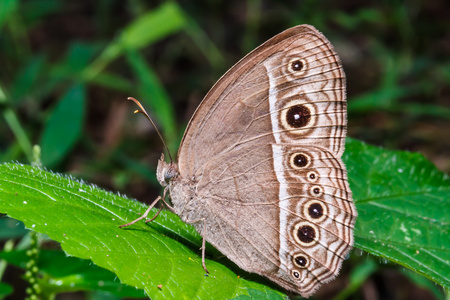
[0,0,448,299]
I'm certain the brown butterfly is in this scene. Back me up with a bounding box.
[121,24,357,297]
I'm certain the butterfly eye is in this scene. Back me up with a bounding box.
[294,255,309,268]
[163,164,178,183]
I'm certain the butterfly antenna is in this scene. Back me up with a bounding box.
[127,97,174,163]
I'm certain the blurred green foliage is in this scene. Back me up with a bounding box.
[0,0,448,299]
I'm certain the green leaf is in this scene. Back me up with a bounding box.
[230,288,285,300]
[0,83,33,162]
[348,89,450,120]
[184,17,226,69]
[0,163,285,299]
[83,2,186,81]
[61,42,103,74]
[333,9,384,29]
[10,54,47,104]
[344,138,450,289]
[21,0,62,23]
[119,2,186,50]
[401,268,445,300]
[0,216,27,239]
[0,282,13,297]
[333,259,378,300]
[0,0,17,30]
[125,49,178,151]
[40,84,85,167]
[0,249,145,297]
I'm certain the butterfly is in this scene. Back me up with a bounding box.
[121,24,357,297]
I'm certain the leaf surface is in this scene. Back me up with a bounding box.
[344,139,450,289]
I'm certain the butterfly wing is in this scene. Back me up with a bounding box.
[176,25,356,296]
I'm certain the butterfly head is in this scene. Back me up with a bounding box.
[156,153,179,187]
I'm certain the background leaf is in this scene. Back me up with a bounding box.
[40,84,85,167]
[0,249,145,297]
[0,282,13,297]
[125,49,178,152]
[0,217,26,239]
[10,54,46,104]
[344,138,450,289]
[119,2,186,50]
[0,0,17,30]
[83,2,186,81]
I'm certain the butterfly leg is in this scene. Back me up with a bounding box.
[159,187,176,213]
[119,186,171,228]
[143,205,163,223]
[185,218,209,274]
[145,187,170,223]
[200,223,209,275]
[119,196,167,228]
